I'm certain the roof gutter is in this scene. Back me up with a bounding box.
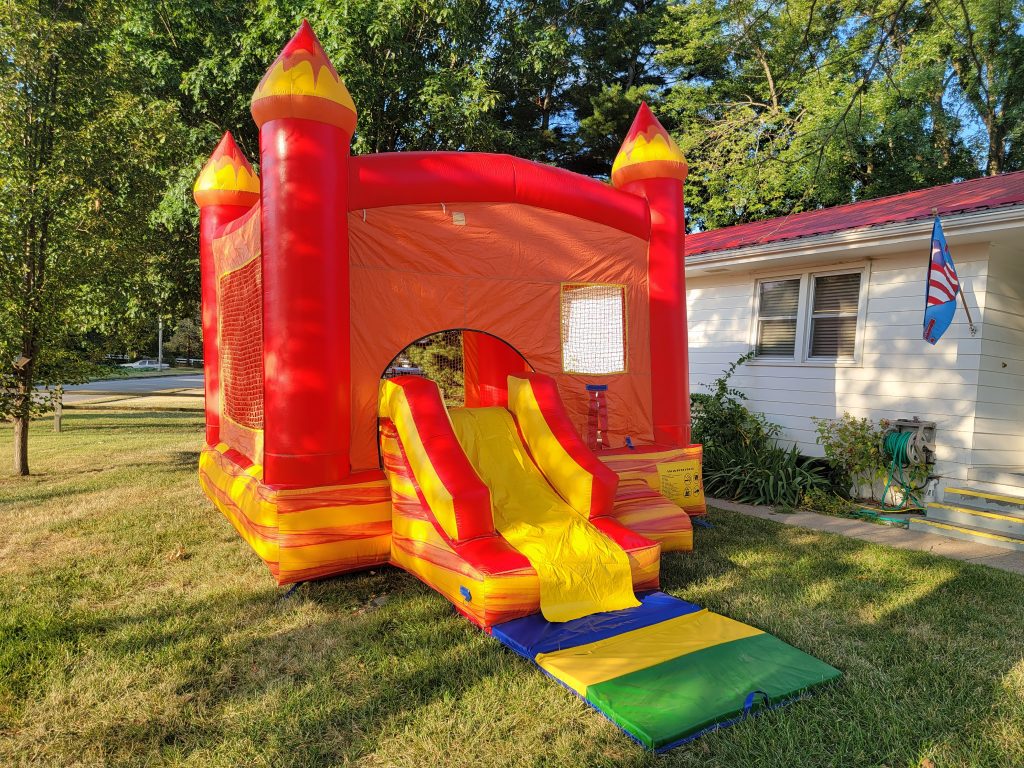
[685,205,1024,275]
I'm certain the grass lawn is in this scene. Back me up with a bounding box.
[2,411,1024,767]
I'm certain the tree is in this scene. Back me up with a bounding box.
[165,317,203,362]
[930,0,1024,174]
[404,331,465,407]
[654,0,1016,230]
[0,0,187,474]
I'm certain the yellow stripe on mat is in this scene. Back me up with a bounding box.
[536,610,763,694]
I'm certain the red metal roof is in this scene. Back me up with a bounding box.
[686,170,1024,256]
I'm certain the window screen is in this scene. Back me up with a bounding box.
[560,284,626,374]
[755,278,799,357]
[810,273,860,358]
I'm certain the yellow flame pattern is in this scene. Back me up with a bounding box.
[250,21,357,132]
[611,105,688,187]
[193,133,260,207]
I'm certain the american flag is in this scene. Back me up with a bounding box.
[928,241,959,304]
[923,216,960,344]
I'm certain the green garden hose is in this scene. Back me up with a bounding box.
[880,430,926,512]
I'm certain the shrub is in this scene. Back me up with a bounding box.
[691,352,777,452]
[812,414,889,500]
[692,353,825,507]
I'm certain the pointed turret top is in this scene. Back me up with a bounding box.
[251,19,357,133]
[610,103,688,189]
[193,131,260,208]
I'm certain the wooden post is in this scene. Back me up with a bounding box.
[53,386,62,433]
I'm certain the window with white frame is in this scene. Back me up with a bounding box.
[755,278,800,357]
[753,268,865,362]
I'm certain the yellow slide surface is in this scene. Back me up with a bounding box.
[449,407,639,622]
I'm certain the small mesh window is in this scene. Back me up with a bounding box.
[560,284,626,375]
[220,260,264,429]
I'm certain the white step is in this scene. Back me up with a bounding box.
[926,501,1024,538]
[943,486,1024,516]
[909,517,1024,553]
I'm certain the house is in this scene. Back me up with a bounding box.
[685,171,1024,548]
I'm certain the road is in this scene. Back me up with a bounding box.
[61,374,205,404]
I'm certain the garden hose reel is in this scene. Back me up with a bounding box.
[881,418,936,468]
[880,418,936,511]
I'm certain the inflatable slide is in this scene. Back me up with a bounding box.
[379,373,840,749]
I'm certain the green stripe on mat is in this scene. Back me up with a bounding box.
[585,632,841,749]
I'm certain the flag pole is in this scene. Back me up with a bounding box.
[961,293,977,336]
[933,207,977,337]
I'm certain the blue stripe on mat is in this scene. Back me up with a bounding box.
[491,591,701,658]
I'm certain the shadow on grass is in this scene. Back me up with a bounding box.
[650,509,1024,767]
[150,516,1024,766]
[0,458,199,507]
[16,571,504,764]
[7,436,1024,768]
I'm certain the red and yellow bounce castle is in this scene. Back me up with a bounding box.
[194,20,703,608]
[193,22,840,751]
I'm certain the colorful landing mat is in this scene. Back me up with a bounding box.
[491,591,841,751]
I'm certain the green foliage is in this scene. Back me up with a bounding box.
[164,317,203,361]
[693,354,825,507]
[812,413,889,497]
[814,414,936,505]
[403,331,465,407]
[0,0,190,470]
[657,0,1018,231]
[801,486,858,518]
[4,0,1023,472]
[704,442,826,509]
[690,351,768,447]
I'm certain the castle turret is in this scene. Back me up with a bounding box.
[193,131,260,447]
[612,103,691,447]
[252,20,357,487]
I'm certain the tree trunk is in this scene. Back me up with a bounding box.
[12,367,33,475]
[13,415,29,476]
[987,122,1006,176]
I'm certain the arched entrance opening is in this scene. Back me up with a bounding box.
[380,329,532,408]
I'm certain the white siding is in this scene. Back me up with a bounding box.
[687,243,991,482]
[974,241,1024,468]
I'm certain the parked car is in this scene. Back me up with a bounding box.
[384,365,423,378]
[120,359,170,369]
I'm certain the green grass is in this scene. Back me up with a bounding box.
[2,410,1024,767]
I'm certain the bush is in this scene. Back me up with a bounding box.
[692,353,825,507]
[812,414,890,500]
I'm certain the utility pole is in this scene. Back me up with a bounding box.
[158,317,164,369]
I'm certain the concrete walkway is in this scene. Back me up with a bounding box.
[710,498,1024,576]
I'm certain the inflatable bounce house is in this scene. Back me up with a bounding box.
[193,21,839,751]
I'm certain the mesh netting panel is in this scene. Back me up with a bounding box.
[220,259,264,429]
[383,330,464,407]
[560,284,626,375]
